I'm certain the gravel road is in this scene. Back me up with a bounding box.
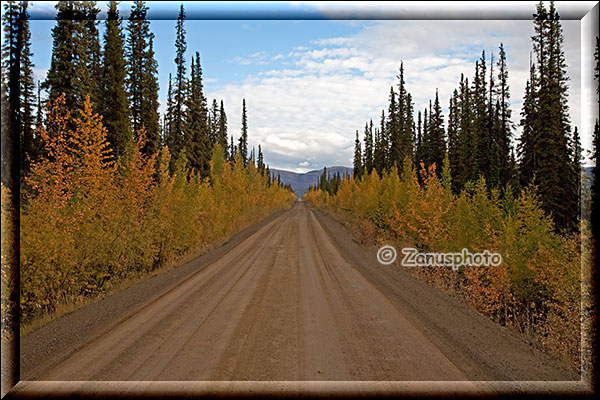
[20,200,577,382]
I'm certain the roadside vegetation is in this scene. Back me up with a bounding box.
[305,160,586,371]
[306,1,599,372]
[7,95,294,326]
[1,1,295,332]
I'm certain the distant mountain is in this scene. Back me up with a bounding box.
[270,166,353,197]
[583,166,594,190]
[269,166,595,198]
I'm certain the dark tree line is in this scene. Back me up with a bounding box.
[309,167,349,196]
[2,0,272,186]
[351,1,583,232]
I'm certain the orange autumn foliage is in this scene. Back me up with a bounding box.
[19,96,295,322]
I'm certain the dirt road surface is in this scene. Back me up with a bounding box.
[20,200,577,382]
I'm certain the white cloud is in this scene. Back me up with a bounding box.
[208,14,582,171]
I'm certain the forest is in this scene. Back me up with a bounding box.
[1,1,295,328]
[306,1,599,370]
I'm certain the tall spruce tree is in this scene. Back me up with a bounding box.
[184,51,210,177]
[43,1,104,118]
[395,62,414,172]
[353,130,363,179]
[415,110,423,171]
[419,106,430,170]
[1,0,25,184]
[363,119,373,174]
[126,0,160,154]
[79,1,102,111]
[496,43,513,188]
[427,90,446,175]
[386,86,399,170]
[257,144,265,175]
[238,98,249,165]
[140,34,160,153]
[2,1,36,173]
[518,57,538,185]
[102,1,131,158]
[218,100,228,158]
[209,99,219,144]
[374,109,387,173]
[522,1,577,231]
[229,134,236,161]
[487,52,500,188]
[447,89,461,193]
[458,74,475,187]
[472,51,490,181]
[43,1,77,112]
[167,4,187,165]
[164,73,173,146]
[20,1,35,172]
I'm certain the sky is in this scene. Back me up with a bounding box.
[7,1,598,173]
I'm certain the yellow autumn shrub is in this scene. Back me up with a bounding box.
[20,97,295,322]
[305,159,582,369]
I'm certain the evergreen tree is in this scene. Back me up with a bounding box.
[78,1,102,111]
[524,1,577,231]
[457,74,475,187]
[257,144,265,175]
[353,129,363,179]
[167,4,187,165]
[209,98,219,144]
[102,0,131,158]
[487,51,500,188]
[2,1,36,173]
[363,120,373,174]
[415,110,423,171]
[43,1,77,112]
[218,100,228,158]
[419,106,430,171]
[164,73,173,146]
[386,86,399,170]
[447,89,461,193]
[20,1,35,172]
[229,134,236,161]
[184,52,210,177]
[427,90,446,175]
[472,51,490,181]
[374,110,387,173]
[35,80,42,140]
[395,62,414,173]
[319,166,328,191]
[238,98,249,165]
[126,0,160,154]
[1,0,26,186]
[140,34,160,154]
[496,43,513,187]
[518,57,538,185]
